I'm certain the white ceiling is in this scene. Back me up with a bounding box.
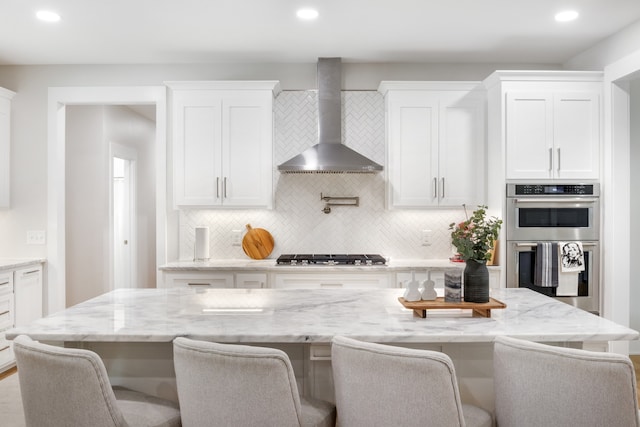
[3,0,640,66]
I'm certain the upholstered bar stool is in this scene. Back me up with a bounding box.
[331,336,493,427]
[13,334,181,427]
[172,337,336,427]
[493,335,640,427]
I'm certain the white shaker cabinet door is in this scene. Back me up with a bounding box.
[221,93,273,207]
[553,92,600,180]
[438,91,485,207]
[173,90,223,206]
[505,92,554,180]
[387,92,439,207]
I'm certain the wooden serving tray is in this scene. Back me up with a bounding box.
[398,297,506,318]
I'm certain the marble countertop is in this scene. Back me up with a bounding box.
[6,288,637,344]
[159,258,473,272]
[0,258,46,271]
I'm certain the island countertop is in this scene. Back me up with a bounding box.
[6,288,638,344]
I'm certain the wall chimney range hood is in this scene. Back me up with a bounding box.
[277,58,383,174]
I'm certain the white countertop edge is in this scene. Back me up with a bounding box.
[158,258,487,272]
[0,258,46,271]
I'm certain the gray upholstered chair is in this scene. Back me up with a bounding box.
[172,337,336,427]
[330,336,493,427]
[493,335,640,427]
[13,334,181,427]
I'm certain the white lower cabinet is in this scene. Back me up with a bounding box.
[235,273,267,289]
[163,272,234,289]
[0,280,14,373]
[161,272,268,289]
[273,273,389,289]
[0,262,43,373]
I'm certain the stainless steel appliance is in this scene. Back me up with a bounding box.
[506,183,600,314]
[276,254,387,266]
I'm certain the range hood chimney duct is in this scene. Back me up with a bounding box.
[277,58,383,174]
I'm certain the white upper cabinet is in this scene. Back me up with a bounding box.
[0,87,16,209]
[506,90,600,180]
[483,71,602,183]
[379,82,486,208]
[168,81,280,208]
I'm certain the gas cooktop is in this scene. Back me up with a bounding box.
[276,254,387,266]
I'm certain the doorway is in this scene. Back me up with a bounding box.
[111,144,138,290]
[48,86,170,314]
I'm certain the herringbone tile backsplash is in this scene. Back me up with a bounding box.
[179,91,466,260]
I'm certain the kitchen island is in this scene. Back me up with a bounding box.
[6,287,638,411]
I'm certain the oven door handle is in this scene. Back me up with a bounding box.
[515,242,598,248]
[513,197,599,204]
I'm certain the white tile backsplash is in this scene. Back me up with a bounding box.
[179,90,465,260]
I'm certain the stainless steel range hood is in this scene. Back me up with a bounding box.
[277,58,383,174]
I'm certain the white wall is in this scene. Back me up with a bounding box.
[565,19,640,70]
[630,80,640,353]
[65,106,107,306]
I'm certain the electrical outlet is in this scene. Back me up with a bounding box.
[231,229,242,246]
[27,230,46,245]
[421,229,432,246]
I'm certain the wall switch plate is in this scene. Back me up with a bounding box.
[231,229,242,246]
[421,229,432,246]
[27,230,46,245]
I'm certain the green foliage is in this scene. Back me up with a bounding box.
[449,205,502,261]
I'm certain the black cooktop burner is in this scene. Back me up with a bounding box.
[276,254,386,266]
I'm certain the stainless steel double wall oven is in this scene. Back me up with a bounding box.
[506,183,600,314]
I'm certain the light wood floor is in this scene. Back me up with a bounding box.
[0,366,16,381]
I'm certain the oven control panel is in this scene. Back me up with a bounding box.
[507,183,599,197]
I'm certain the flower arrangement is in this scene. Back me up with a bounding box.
[449,205,502,262]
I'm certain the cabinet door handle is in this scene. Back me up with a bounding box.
[557,148,561,172]
[441,177,445,199]
[433,177,437,198]
[549,148,553,171]
[223,177,228,198]
[216,177,220,198]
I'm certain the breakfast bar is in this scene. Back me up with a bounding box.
[6,287,638,412]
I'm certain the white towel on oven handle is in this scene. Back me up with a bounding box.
[559,241,585,272]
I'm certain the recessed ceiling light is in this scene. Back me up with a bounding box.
[296,8,319,20]
[36,10,61,22]
[555,10,579,22]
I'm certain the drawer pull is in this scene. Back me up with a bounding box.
[22,269,40,276]
[0,281,9,286]
[187,283,211,286]
[0,310,9,316]
[0,345,9,352]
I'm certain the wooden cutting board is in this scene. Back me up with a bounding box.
[242,224,274,260]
